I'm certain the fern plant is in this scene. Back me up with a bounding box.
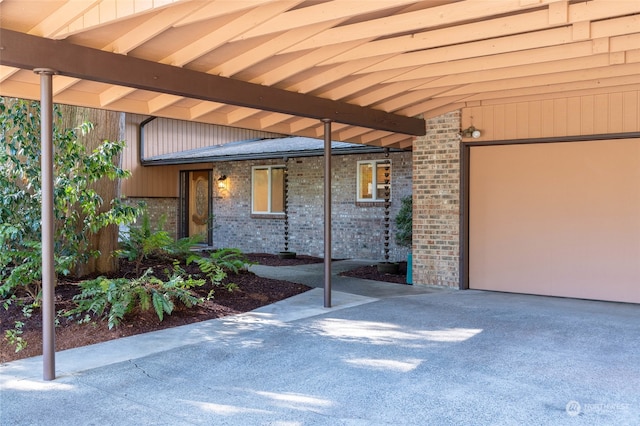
[67,268,205,329]
[168,234,204,259]
[187,248,252,293]
[118,211,174,275]
[206,248,253,273]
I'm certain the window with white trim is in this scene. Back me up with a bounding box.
[357,160,392,202]
[252,165,285,214]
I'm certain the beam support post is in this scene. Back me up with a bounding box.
[34,68,57,381]
[323,119,332,308]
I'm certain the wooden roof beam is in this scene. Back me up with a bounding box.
[161,1,304,67]
[433,63,640,98]
[53,0,187,39]
[281,0,557,54]
[385,32,640,83]
[286,55,400,94]
[211,20,344,78]
[0,65,20,83]
[99,86,137,107]
[250,40,370,86]
[102,1,210,55]
[0,29,425,136]
[52,75,81,96]
[28,0,101,38]
[189,101,225,120]
[232,0,422,42]
[410,52,625,89]
[148,94,183,114]
[319,9,551,66]
[173,0,275,28]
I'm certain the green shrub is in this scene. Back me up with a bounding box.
[0,98,139,300]
[395,196,413,248]
[2,301,33,353]
[67,268,205,329]
[4,321,27,353]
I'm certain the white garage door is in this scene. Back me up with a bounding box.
[469,139,640,303]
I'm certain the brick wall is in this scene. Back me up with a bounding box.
[121,197,179,240]
[212,151,413,260]
[121,114,461,287]
[412,111,461,287]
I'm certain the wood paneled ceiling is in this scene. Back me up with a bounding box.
[1,0,639,149]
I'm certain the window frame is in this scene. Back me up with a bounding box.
[251,165,286,215]
[356,159,392,202]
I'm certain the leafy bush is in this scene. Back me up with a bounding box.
[395,195,413,248]
[4,321,26,353]
[187,248,253,293]
[118,211,205,275]
[2,299,33,353]
[67,268,205,329]
[0,98,139,300]
[118,212,173,275]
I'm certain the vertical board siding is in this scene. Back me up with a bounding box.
[121,114,283,197]
[140,115,282,157]
[462,90,640,140]
[623,91,639,132]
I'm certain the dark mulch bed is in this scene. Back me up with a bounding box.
[244,253,326,266]
[1,254,311,363]
[1,253,408,363]
[339,261,409,285]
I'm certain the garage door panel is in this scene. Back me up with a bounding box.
[469,139,640,303]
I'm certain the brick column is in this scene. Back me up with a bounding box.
[412,111,461,287]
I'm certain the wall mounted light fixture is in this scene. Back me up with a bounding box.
[460,126,481,139]
[217,174,228,189]
[460,126,482,139]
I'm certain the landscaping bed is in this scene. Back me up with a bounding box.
[1,253,407,363]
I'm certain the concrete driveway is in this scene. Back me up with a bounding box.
[1,274,639,425]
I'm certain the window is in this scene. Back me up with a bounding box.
[357,160,392,202]
[252,166,285,214]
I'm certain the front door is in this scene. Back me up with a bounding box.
[179,170,212,245]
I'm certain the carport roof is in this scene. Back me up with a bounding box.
[1,1,639,149]
[143,136,397,165]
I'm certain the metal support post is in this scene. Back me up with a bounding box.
[322,119,332,308]
[34,68,57,381]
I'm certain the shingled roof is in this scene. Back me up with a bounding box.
[143,136,399,165]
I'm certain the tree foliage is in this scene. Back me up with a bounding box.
[0,98,139,299]
[395,195,413,248]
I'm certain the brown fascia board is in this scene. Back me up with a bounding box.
[0,29,426,136]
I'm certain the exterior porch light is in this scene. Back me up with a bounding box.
[460,126,481,139]
[217,174,228,189]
